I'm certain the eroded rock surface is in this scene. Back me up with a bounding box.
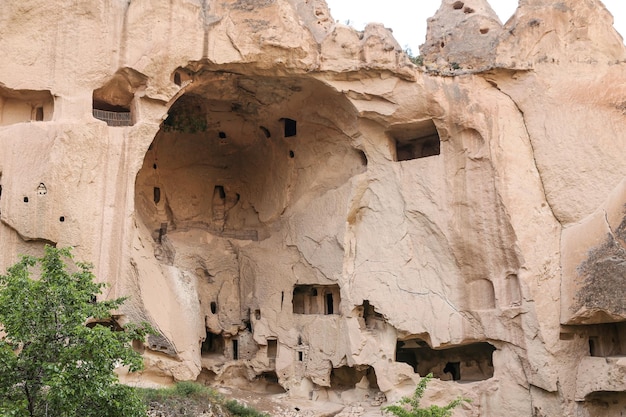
[0,0,625,416]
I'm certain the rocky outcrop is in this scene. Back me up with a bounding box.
[0,0,625,416]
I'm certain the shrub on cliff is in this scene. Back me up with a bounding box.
[0,246,151,417]
[383,373,470,417]
[138,381,270,417]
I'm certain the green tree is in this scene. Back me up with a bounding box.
[0,246,151,417]
[383,373,470,417]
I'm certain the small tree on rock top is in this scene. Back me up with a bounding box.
[0,245,151,417]
[383,373,470,417]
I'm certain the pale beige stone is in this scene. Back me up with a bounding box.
[0,0,625,416]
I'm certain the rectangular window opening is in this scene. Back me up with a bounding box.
[283,118,297,137]
[396,134,440,161]
[396,340,495,382]
[293,284,340,315]
[268,339,278,362]
[153,187,161,204]
[589,337,597,356]
[201,330,225,356]
[390,120,441,162]
[232,339,239,360]
[325,293,334,315]
[586,323,626,357]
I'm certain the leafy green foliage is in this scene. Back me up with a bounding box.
[162,111,207,134]
[139,381,220,403]
[0,246,152,417]
[138,381,269,417]
[138,382,221,417]
[172,381,212,397]
[383,373,470,417]
[224,399,269,417]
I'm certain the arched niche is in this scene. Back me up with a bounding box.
[503,273,522,307]
[469,279,496,310]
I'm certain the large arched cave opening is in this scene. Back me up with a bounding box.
[132,70,367,384]
[135,72,365,243]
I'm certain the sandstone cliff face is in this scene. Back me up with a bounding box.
[0,0,625,415]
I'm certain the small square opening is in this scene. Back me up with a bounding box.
[389,120,441,162]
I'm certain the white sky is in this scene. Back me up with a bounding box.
[325,0,626,54]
